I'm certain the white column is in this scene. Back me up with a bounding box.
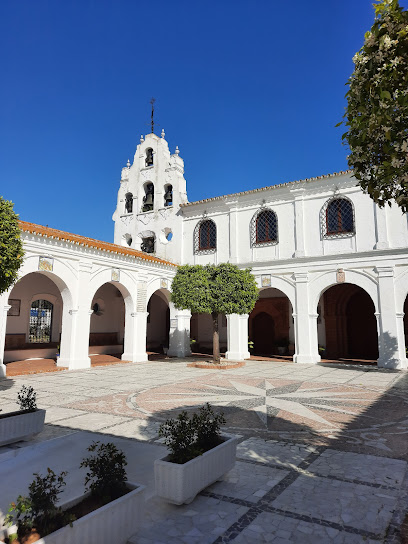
[122,312,149,362]
[57,308,92,369]
[293,272,320,364]
[374,204,390,250]
[0,300,11,378]
[168,304,192,358]
[57,261,92,370]
[291,189,306,258]
[376,266,407,369]
[225,313,250,361]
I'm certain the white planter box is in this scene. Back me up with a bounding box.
[1,482,145,544]
[0,409,46,447]
[154,434,238,505]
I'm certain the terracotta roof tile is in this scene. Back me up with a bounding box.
[180,170,353,207]
[19,221,176,267]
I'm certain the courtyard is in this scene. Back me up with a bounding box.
[1,359,407,543]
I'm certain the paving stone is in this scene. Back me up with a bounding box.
[208,461,289,503]
[237,438,315,468]
[231,512,381,543]
[307,448,407,487]
[272,475,398,535]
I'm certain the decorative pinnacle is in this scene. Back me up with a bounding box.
[126,159,131,168]
[161,128,165,138]
[175,146,180,155]
[140,135,144,143]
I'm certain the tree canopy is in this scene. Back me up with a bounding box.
[0,197,24,294]
[171,263,259,316]
[342,0,408,211]
[171,263,259,362]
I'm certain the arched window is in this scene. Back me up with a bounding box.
[29,299,53,343]
[251,209,278,247]
[164,184,173,207]
[321,197,355,238]
[125,193,133,214]
[142,183,154,212]
[194,219,217,254]
[145,148,153,167]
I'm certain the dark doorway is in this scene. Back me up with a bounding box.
[253,312,275,355]
[322,284,378,360]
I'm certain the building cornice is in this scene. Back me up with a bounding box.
[179,170,353,209]
[19,221,177,269]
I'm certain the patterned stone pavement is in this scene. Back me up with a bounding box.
[1,359,408,543]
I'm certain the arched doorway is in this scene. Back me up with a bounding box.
[249,288,294,357]
[146,289,170,354]
[5,272,63,363]
[319,284,378,360]
[89,283,125,359]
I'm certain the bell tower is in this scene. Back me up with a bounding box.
[112,128,188,264]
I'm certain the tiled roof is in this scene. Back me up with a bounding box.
[19,221,177,267]
[180,170,353,208]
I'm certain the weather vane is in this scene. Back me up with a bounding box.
[150,98,156,133]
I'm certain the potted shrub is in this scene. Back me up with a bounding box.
[2,442,146,544]
[0,386,45,447]
[154,403,238,505]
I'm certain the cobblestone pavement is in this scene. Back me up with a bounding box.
[1,359,408,543]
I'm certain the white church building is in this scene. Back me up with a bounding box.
[1,129,408,377]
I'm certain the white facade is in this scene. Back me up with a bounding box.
[1,130,408,375]
[111,132,408,370]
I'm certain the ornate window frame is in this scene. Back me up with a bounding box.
[250,208,278,248]
[320,196,355,239]
[194,219,217,255]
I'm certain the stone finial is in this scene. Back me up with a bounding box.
[140,135,144,143]
[175,146,180,155]
[161,128,165,138]
[126,159,131,168]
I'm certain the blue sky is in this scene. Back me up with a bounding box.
[1,0,407,242]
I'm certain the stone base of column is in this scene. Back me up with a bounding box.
[225,350,250,361]
[122,352,148,363]
[377,356,407,370]
[293,354,320,364]
[0,363,6,378]
[57,357,91,370]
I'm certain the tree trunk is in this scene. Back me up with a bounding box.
[212,312,220,363]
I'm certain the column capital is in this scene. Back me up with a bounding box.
[293,272,309,283]
[78,261,93,273]
[375,266,394,278]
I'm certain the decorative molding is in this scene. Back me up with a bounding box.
[336,268,345,283]
[39,256,54,272]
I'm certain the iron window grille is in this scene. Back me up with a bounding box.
[194,219,217,254]
[29,299,53,343]
[251,209,278,247]
[321,197,355,239]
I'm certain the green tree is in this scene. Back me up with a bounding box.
[171,263,258,363]
[0,197,24,294]
[341,0,408,211]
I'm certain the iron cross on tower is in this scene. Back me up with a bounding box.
[150,98,156,133]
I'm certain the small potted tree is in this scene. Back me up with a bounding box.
[2,442,146,544]
[0,386,46,447]
[154,403,238,505]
